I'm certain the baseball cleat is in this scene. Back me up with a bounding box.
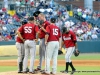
[41,71,50,75]
[18,71,23,73]
[60,70,68,74]
[34,68,41,71]
[71,69,76,74]
[29,71,37,74]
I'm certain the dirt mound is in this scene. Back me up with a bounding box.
[0,71,69,75]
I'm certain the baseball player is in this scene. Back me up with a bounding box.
[15,20,28,73]
[42,18,61,75]
[60,27,78,74]
[35,13,50,71]
[17,17,40,74]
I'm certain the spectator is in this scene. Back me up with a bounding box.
[10,28,16,40]
[91,32,98,40]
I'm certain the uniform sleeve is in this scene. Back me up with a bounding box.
[18,26,23,33]
[35,25,39,33]
[44,21,50,29]
[46,26,50,34]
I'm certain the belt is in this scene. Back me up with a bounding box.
[25,39,34,41]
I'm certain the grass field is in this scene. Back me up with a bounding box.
[0,53,100,75]
[0,53,100,60]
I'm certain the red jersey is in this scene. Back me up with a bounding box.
[18,23,39,40]
[46,24,61,42]
[39,21,50,39]
[62,30,77,48]
[16,27,24,43]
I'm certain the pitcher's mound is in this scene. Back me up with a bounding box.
[0,71,70,75]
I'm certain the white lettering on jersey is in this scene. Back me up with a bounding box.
[63,36,71,40]
[24,26,32,33]
[53,28,58,35]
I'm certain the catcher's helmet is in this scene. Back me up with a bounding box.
[22,20,27,25]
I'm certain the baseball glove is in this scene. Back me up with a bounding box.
[74,50,80,57]
[58,50,63,55]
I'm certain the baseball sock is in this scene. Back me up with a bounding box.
[18,62,22,72]
[69,62,75,70]
[65,62,69,71]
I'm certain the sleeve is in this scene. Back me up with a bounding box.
[35,25,39,33]
[44,21,50,29]
[18,26,23,33]
[46,26,50,34]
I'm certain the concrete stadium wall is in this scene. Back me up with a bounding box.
[0,41,100,56]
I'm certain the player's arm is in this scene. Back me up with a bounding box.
[60,40,64,51]
[40,26,47,33]
[35,26,40,42]
[45,26,50,45]
[45,34,49,45]
[17,30,24,42]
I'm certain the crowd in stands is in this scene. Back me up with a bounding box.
[0,0,100,41]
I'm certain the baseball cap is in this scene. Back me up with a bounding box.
[33,11,41,17]
[28,17,34,21]
[50,17,56,23]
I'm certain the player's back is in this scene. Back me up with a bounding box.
[22,23,36,40]
[46,24,61,42]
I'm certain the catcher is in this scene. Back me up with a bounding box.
[60,27,79,75]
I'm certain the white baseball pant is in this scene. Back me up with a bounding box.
[45,41,59,74]
[23,40,36,72]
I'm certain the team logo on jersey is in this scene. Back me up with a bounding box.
[63,36,71,40]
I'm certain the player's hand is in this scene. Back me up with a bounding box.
[45,41,47,45]
[22,39,25,43]
[34,39,38,42]
[59,47,62,51]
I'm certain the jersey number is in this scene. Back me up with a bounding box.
[24,27,32,33]
[53,29,58,35]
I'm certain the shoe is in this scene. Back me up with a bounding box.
[23,71,28,74]
[34,68,41,71]
[40,69,45,72]
[26,68,29,72]
[50,72,53,74]
[41,71,50,75]
[71,69,76,74]
[60,70,68,74]
[18,71,23,73]
[29,71,37,74]
[50,72,55,75]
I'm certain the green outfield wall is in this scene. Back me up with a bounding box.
[0,41,100,56]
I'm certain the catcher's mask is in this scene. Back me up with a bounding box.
[62,27,69,34]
